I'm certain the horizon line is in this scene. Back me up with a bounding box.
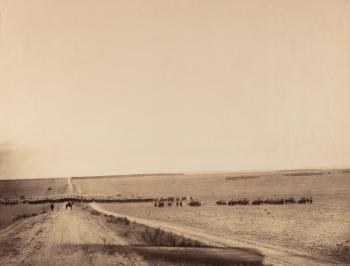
[0,167,349,181]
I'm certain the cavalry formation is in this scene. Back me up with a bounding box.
[153,196,201,207]
[1,192,313,209]
[216,196,313,206]
[0,193,154,205]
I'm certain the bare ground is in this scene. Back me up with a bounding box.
[0,205,146,266]
[1,173,348,266]
[0,177,266,266]
[74,172,350,265]
[91,203,340,266]
[0,203,265,266]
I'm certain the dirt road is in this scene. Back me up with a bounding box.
[0,178,339,266]
[91,203,337,266]
[1,179,263,266]
[0,205,266,266]
[0,205,146,266]
[74,178,338,266]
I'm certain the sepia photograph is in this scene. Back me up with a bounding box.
[0,0,349,265]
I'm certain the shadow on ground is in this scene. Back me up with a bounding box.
[58,244,265,265]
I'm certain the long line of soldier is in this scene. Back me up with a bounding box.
[1,195,313,206]
[0,194,154,205]
[153,196,202,207]
[216,196,313,206]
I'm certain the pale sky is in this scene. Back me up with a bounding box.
[0,0,349,178]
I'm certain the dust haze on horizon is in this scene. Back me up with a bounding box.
[0,0,350,179]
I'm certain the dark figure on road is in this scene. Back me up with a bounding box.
[66,202,73,210]
[50,203,54,211]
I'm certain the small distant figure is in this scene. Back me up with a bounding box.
[50,203,55,211]
[20,195,25,204]
[66,201,73,210]
[48,187,52,191]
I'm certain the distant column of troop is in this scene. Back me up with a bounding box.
[0,193,154,205]
[0,194,313,207]
[216,196,313,206]
[153,196,202,207]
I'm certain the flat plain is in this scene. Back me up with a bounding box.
[73,169,350,264]
[0,178,264,266]
[0,178,67,230]
[0,170,349,265]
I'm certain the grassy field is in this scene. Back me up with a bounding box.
[0,178,67,230]
[0,178,67,198]
[73,169,350,198]
[73,169,350,264]
[79,204,264,265]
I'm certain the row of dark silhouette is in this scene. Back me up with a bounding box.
[216,197,313,206]
[1,194,313,206]
[0,194,154,205]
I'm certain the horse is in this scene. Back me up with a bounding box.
[66,201,73,210]
[216,199,227,206]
